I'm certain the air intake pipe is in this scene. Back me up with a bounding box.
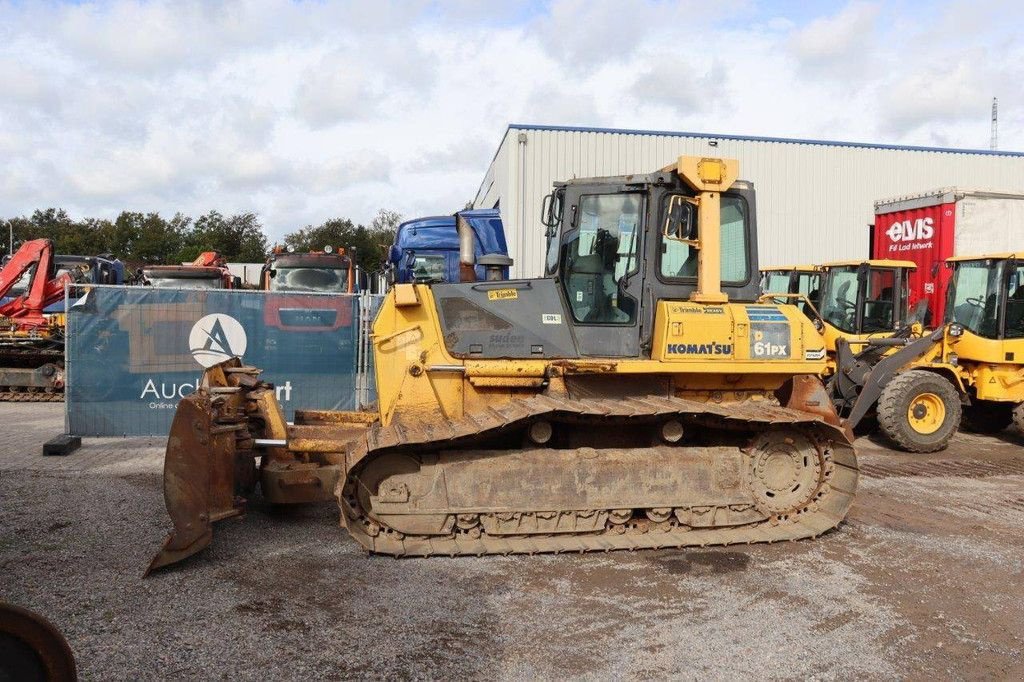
[457,214,513,282]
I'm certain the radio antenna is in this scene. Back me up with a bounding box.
[991,97,998,150]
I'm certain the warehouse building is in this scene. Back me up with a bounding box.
[473,124,1024,278]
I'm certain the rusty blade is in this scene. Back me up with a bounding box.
[146,392,245,576]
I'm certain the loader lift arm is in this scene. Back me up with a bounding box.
[829,326,947,430]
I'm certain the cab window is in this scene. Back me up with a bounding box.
[862,269,897,333]
[820,267,859,334]
[948,261,1002,338]
[762,272,790,294]
[659,195,749,283]
[561,193,641,324]
[1005,263,1024,338]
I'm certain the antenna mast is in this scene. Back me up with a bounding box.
[991,97,998,150]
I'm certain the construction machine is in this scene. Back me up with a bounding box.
[763,260,919,371]
[147,156,858,574]
[0,240,116,401]
[828,253,1024,451]
[142,251,239,289]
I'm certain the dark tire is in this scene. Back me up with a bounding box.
[877,370,961,453]
[962,401,1013,434]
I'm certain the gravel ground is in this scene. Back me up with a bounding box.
[2,403,1023,680]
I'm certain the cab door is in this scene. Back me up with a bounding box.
[557,184,645,357]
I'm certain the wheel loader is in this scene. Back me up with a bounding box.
[829,253,1024,451]
[147,156,859,573]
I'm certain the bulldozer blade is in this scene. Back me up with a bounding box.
[146,391,248,576]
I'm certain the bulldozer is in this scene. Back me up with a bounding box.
[147,156,859,573]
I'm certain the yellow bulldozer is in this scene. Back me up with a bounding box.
[147,156,859,573]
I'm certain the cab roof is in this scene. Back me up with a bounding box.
[946,253,1019,263]
[761,265,817,273]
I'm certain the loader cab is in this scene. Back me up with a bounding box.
[817,260,916,343]
[945,254,1024,343]
[760,265,822,316]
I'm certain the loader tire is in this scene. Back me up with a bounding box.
[962,401,1012,434]
[877,370,961,453]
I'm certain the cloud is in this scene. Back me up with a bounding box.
[630,59,729,116]
[877,60,992,137]
[0,0,1021,244]
[789,1,881,77]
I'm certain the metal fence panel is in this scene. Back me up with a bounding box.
[66,286,380,436]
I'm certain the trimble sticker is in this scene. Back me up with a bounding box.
[487,289,518,301]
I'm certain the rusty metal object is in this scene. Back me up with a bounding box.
[0,603,77,682]
[146,360,258,575]
[148,359,371,573]
[338,391,858,556]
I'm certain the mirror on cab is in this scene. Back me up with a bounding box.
[663,195,697,242]
[541,190,564,232]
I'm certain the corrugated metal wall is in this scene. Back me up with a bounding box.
[474,127,1024,278]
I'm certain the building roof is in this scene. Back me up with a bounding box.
[507,123,1024,158]
[875,187,1024,212]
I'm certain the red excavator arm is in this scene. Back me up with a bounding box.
[0,239,75,330]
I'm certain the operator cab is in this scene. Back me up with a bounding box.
[946,254,1024,340]
[817,260,917,336]
[430,158,762,359]
[760,265,822,317]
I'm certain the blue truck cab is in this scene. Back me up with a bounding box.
[388,209,511,284]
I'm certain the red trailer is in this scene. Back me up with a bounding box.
[873,188,1024,324]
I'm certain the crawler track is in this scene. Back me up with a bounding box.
[339,395,859,556]
[0,340,65,402]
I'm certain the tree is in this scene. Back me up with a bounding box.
[111,212,189,264]
[0,207,408,273]
[282,208,401,273]
[183,211,268,263]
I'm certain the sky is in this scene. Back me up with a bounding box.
[1,0,1022,242]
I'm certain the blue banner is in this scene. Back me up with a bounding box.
[66,286,369,436]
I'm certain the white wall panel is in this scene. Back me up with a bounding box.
[476,126,1024,279]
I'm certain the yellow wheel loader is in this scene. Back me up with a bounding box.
[147,157,859,573]
[829,253,1024,452]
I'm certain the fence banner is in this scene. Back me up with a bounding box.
[66,285,379,436]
